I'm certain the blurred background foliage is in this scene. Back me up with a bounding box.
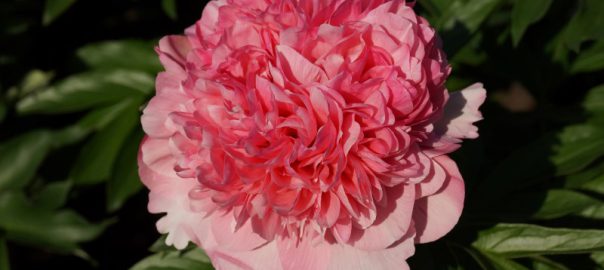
[0,0,603,269]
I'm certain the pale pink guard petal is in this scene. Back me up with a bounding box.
[138,137,199,249]
[326,229,415,270]
[435,83,487,140]
[140,78,187,138]
[278,235,330,270]
[207,241,283,270]
[274,229,415,270]
[412,155,465,243]
[349,184,415,250]
[210,212,269,251]
[139,137,177,180]
[415,156,448,198]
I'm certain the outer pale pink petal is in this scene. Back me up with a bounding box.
[273,228,415,270]
[349,184,415,250]
[278,235,330,270]
[208,240,283,270]
[415,155,447,198]
[327,228,415,270]
[138,138,202,249]
[139,137,177,180]
[412,155,465,243]
[435,83,486,140]
[210,212,269,251]
[141,74,187,138]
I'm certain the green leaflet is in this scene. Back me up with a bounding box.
[77,40,162,74]
[466,247,530,270]
[571,41,604,74]
[0,192,112,253]
[473,224,604,257]
[106,130,144,212]
[17,69,153,114]
[70,100,141,185]
[0,130,54,190]
[131,249,213,270]
[43,0,77,25]
[510,0,553,46]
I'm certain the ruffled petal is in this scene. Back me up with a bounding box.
[139,137,177,180]
[138,137,201,249]
[275,45,327,85]
[277,235,330,270]
[349,184,415,250]
[327,228,415,270]
[141,74,188,138]
[210,211,269,251]
[437,83,486,139]
[412,155,465,243]
[415,154,448,198]
[207,241,282,270]
[423,83,486,156]
[157,35,192,74]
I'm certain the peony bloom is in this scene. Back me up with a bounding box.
[138,0,486,269]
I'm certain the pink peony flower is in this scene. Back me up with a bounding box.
[138,0,486,269]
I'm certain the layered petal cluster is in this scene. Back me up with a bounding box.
[138,0,486,269]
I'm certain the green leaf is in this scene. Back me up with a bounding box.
[77,40,162,74]
[16,70,54,98]
[0,192,111,253]
[455,0,502,33]
[468,247,530,270]
[534,190,600,219]
[531,256,569,270]
[571,41,604,73]
[32,180,72,210]
[106,130,144,212]
[553,0,604,60]
[591,252,604,266]
[473,223,604,257]
[552,124,604,175]
[70,101,140,185]
[0,237,9,270]
[510,0,552,46]
[577,203,604,219]
[131,249,213,270]
[584,85,604,114]
[52,98,139,147]
[449,33,487,67]
[422,0,462,30]
[565,161,604,195]
[17,70,153,114]
[496,189,601,220]
[43,0,77,25]
[184,249,211,264]
[0,130,54,190]
[149,235,175,253]
[161,0,178,20]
